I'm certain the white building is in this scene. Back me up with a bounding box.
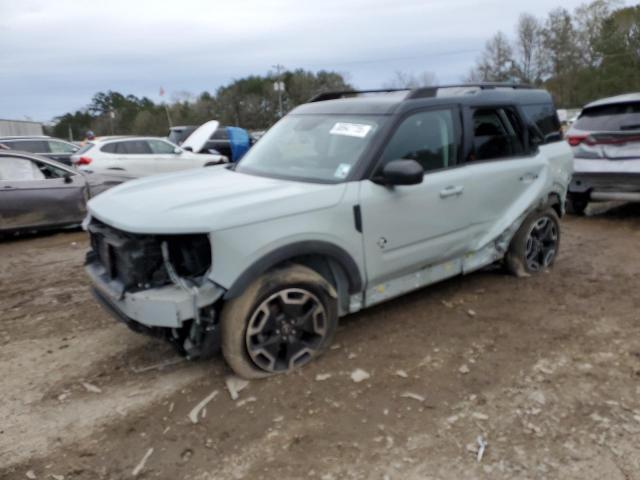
[0,119,44,136]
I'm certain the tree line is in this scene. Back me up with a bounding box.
[51,69,351,139]
[467,0,640,107]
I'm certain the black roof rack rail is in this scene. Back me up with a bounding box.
[308,88,408,103]
[308,83,534,103]
[407,82,533,99]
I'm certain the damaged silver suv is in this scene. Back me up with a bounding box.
[85,84,573,379]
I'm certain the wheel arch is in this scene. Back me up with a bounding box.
[546,192,563,217]
[223,241,363,302]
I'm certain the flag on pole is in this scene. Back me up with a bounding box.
[159,87,165,97]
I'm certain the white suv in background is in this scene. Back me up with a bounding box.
[565,93,640,214]
[71,122,227,177]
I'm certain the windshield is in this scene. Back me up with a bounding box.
[236,114,385,183]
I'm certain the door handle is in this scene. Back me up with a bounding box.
[520,172,539,183]
[439,185,464,198]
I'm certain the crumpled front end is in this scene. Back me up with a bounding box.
[85,217,224,357]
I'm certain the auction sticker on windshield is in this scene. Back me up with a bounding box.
[334,163,352,179]
[330,122,372,138]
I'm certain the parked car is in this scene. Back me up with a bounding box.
[565,93,640,214]
[0,151,128,234]
[0,136,79,165]
[84,83,572,378]
[168,126,197,146]
[71,127,227,178]
[173,121,252,162]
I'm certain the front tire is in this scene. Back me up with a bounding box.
[221,264,338,379]
[506,208,561,277]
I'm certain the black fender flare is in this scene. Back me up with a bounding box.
[223,241,363,299]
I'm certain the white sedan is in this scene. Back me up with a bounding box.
[71,121,227,177]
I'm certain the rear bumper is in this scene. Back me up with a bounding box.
[86,260,224,328]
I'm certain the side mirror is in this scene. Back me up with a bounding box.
[375,159,424,186]
[174,147,182,154]
[183,146,193,152]
[63,173,74,184]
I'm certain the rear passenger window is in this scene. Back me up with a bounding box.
[380,109,459,172]
[147,139,177,154]
[471,108,525,161]
[522,104,561,140]
[118,141,152,155]
[101,143,117,153]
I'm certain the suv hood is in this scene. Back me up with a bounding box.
[88,166,346,234]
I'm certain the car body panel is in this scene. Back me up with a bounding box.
[88,166,347,234]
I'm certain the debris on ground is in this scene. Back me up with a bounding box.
[395,369,408,378]
[81,382,101,393]
[25,471,36,479]
[459,364,470,374]
[131,447,154,477]
[130,357,185,374]
[347,352,358,360]
[467,309,477,318]
[472,412,489,421]
[188,390,219,424]
[315,373,332,381]
[400,392,425,402]
[476,435,487,462]
[225,376,249,400]
[350,369,370,383]
[236,396,257,407]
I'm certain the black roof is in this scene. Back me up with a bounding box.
[293,83,554,116]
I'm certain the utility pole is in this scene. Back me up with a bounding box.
[272,64,285,118]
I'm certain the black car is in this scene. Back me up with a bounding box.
[0,136,79,166]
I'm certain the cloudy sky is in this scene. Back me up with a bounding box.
[0,0,627,122]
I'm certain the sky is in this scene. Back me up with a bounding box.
[0,0,628,122]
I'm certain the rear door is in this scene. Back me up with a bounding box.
[458,106,549,249]
[116,140,156,177]
[0,156,87,230]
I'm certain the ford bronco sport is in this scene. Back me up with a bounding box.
[85,83,573,379]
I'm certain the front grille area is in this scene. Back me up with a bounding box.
[87,218,212,292]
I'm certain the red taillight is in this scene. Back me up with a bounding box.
[76,156,92,165]
[567,135,587,147]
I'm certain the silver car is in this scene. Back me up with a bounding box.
[84,84,573,378]
[566,93,640,214]
[0,151,128,235]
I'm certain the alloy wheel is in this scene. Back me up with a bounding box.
[525,216,558,271]
[245,288,328,373]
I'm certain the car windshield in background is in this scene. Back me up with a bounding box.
[235,114,385,183]
[574,102,640,131]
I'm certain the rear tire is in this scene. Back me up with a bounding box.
[221,264,338,379]
[506,208,561,277]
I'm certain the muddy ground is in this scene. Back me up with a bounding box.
[1,204,639,480]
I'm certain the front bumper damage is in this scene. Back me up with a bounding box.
[85,218,224,357]
[86,261,223,328]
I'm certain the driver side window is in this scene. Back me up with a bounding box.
[0,157,46,181]
[380,109,460,173]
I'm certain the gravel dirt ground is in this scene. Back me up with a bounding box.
[1,204,639,480]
